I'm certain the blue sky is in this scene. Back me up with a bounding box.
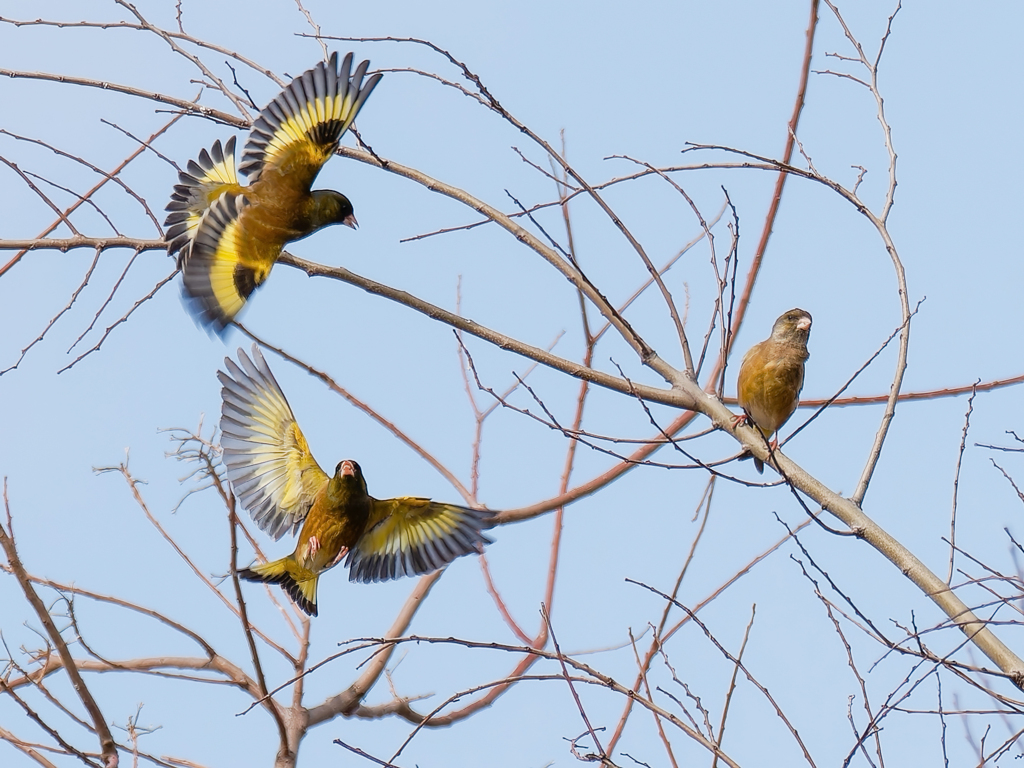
[2,1,1024,766]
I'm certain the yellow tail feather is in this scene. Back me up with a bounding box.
[239,556,319,616]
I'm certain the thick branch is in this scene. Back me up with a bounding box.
[278,252,697,409]
[0,237,164,251]
[698,395,1024,685]
[333,147,686,389]
[0,69,244,128]
[5,653,257,695]
[306,570,442,726]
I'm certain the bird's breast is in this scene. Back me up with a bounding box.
[247,179,321,242]
[295,503,364,572]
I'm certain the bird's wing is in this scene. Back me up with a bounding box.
[346,498,493,583]
[219,344,329,540]
[180,193,274,332]
[238,52,382,187]
[164,137,242,264]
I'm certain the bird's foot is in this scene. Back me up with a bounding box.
[730,412,748,429]
[307,535,321,556]
[329,546,349,568]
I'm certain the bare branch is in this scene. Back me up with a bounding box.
[0,480,119,767]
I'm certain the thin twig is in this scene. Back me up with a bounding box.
[947,383,978,584]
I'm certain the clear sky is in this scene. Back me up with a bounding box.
[2,1,1024,766]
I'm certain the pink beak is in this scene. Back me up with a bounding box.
[340,460,356,477]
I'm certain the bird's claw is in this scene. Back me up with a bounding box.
[329,546,349,568]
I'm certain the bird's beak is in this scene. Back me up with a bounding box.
[340,460,356,477]
[797,317,811,331]
[343,213,358,230]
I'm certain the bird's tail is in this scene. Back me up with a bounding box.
[239,556,319,617]
[164,136,243,265]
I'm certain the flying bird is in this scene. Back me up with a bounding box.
[734,308,812,473]
[165,52,381,333]
[219,344,493,616]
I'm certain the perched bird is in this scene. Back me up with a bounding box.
[165,52,381,333]
[219,344,493,616]
[734,308,812,473]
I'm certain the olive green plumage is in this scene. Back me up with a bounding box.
[735,308,812,473]
[222,345,494,616]
[236,459,373,617]
[164,52,381,333]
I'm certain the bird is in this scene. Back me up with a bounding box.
[219,344,494,616]
[164,52,382,333]
[734,308,812,473]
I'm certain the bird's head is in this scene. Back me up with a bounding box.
[771,308,812,347]
[327,459,368,502]
[311,190,357,230]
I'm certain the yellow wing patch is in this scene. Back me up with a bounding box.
[238,52,382,182]
[204,215,249,323]
[164,136,242,263]
[220,344,329,540]
[347,497,493,583]
[180,194,277,332]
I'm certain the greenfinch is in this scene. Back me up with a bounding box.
[219,345,493,616]
[735,308,812,473]
[165,52,381,333]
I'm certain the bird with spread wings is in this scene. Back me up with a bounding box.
[218,344,494,616]
[165,52,381,333]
